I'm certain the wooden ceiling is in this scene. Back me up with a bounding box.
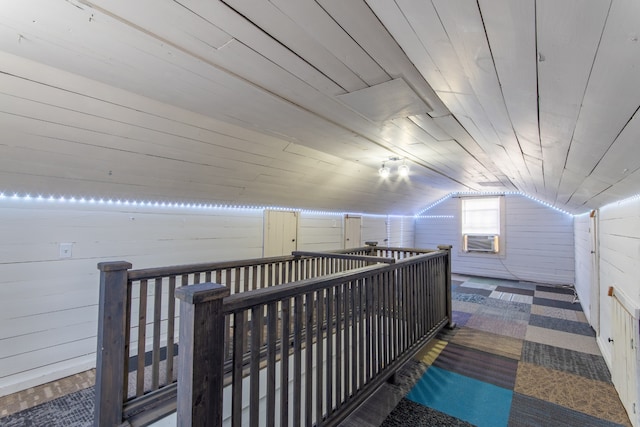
[0,0,638,214]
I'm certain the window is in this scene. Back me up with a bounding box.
[461,197,501,253]
[461,197,500,235]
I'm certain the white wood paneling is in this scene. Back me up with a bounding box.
[0,200,395,395]
[0,201,264,396]
[387,216,415,248]
[361,216,388,248]
[574,213,593,320]
[597,197,640,404]
[415,194,575,284]
[297,213,344,252]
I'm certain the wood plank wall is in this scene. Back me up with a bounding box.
[359,215,414,248]
[596,197,640,366]
[0,201,395,396]
[573,213,593,321]
[415,193,575,284]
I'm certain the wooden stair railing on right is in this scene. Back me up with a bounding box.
[175,246,453,427]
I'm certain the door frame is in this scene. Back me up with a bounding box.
[344,215,362,249]
[589,209,600,335]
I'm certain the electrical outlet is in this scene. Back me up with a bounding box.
[59,242,73,259]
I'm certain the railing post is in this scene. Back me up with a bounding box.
[175,282,230,427]
[437,245,456,329]
[95,261,132,427]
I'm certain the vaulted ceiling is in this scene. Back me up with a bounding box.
[0,0,639,214]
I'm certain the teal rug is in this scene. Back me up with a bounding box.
[406,365,513,427]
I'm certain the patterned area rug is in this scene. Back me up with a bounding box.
[382,276,632,427]
[0,388,94,427]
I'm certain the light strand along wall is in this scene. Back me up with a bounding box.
[415,193,575,285]
[0,199,403,397]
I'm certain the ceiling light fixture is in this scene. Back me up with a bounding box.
[398,161,409,177]
[378,163,391,178]
[379,157,409,179]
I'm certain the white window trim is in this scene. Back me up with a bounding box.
[458,196,506,257]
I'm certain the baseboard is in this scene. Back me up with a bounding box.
[0,356,95,398]
[596,334,612,372]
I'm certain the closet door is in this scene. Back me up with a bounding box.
[344,215,361,249]
[264,210,298,257]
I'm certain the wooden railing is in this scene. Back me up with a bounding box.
[94,246,453,426]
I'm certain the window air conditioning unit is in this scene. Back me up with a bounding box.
[464,234,499,253]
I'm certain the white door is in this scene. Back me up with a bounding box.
[344,215,361,249]
[590,210,600,335]
[264,210,298,257]
[611,297,638,425]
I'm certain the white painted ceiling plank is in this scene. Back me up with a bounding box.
[562,0,640,205]
[80,0,233,50]
[432,116,515,189]
[407,115,452,142]
[364,0,450,94]
[0,52,298,155]
[1,0,637,213]
[479,0,542,162]
[336,78,431,122]
[393,0,474,96]
[449,91,534,194]
[71,0,485,184]
[388,0,521,193]
[431,0,536,194]
[317,0,447,117]
[588,170,640,210]
[268,0,389,86]
[0,1,380,168]
[83,0,346,97]
[563,175,612,210]
[206,0,369,92]
[536,0,611,204]
[585,109,640,187]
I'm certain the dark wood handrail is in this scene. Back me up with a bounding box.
[94,246,453,427]
[127,255,299,281]
[223,265,381,313]
[291,250,396,264]
[224,251,444,313]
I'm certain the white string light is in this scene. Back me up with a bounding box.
[2,190,597,219]
[0,192,418,219]
[415,191,573,217]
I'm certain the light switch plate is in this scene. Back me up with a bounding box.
[59,242,73,259]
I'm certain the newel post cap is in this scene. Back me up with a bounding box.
[97,261,132,272]
[175,282,230,305]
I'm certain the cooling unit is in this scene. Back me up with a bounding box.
[464,234,499,253]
